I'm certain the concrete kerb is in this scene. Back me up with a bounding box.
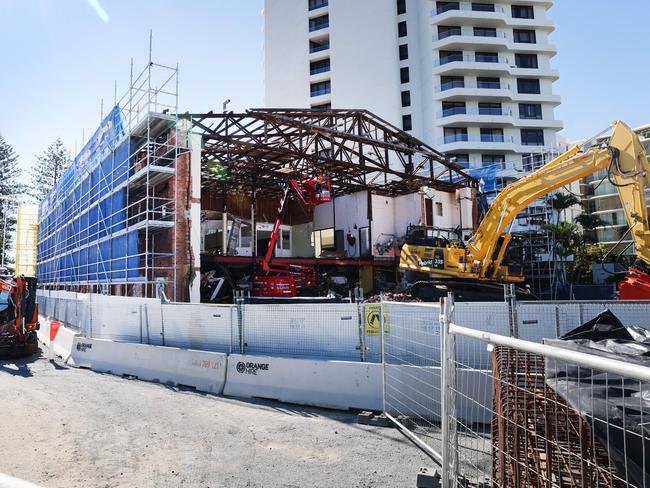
[68,336,227,395]
[224,354,383,411]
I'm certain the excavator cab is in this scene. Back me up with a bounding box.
[0,275,39,357]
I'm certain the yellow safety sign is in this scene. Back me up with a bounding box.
[364,304,389,336]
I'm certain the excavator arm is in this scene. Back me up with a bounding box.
[470,120,649,279]
[400,120,650,289]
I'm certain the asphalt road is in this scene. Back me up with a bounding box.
[0,346,430,488]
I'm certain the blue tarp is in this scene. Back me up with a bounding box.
[37,106,142,284]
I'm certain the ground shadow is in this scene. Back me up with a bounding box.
[0,351,40,378]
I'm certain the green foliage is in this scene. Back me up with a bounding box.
[575,213,605,230]
[29,138,71,202]
[544,221,584,258]
[209,163,229,182]
[567,244,608,284]
[0,133,24,262]
[550,193,581,212]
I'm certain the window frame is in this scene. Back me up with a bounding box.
[520,128,545,146]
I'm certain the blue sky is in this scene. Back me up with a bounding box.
[1,0,649,182]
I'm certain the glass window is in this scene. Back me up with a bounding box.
[448,153,470,168]
[435,202,443,217]
[512,5,534,19]
[475,52,498,63]
[436,2,460,14]
[442,101,466,116]
[482,154,505,168]
[309,38,329,53]
[0,290,12,313]
[514,29,536,43]
[309,14,329,32]
[472,3,495,11]
[444,127,468,143]
[398,20,407,38]
[310,80,331,97]
[438,25,461,39]
[401,90,411,107]
[310,58,330,75]
[479,102,502,115]
[399,44,409,60]
[311,102,331,111]
[521,129,545,146]
[397,0,406,15]
[523,154,545,171]
[473,27,497,37]
[477,76,500,89]
[480,128,504,142]
[308,0,328,10]
[402,114,412,131]
[440,50,462,64]
[515,53,538,69]
[519,103,542,119]
[400,67,410,83]
[441,75,464,90]
[517,78,540,94]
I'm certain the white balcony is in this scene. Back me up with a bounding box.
[436,108,516,127]
[433,30,557,55]
[431,3,555,30]
[434,82,513,101]
[438,134,518,152]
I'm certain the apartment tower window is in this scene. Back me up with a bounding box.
[512,5,534,19]
[402,114,412,131]
[514,29,536,43]
[521,129,544,146]
[398,21,407,37]
[400,67,410,83]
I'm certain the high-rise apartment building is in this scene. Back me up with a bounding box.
[263,0,562,177]
[263,0,566,295]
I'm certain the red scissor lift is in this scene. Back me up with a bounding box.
[253,175,331,297]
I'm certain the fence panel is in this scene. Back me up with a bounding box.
[160,303,233,353]
[241,303,362,360]
[443,309,650,488]
[382,301,444,462]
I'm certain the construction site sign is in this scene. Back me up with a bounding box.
[364,304,389,336]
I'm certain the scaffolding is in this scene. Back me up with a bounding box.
[37,54,187,300]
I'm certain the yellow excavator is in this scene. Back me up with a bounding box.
[400,120,650,301]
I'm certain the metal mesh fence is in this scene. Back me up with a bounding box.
[241,303,363,361]
[442,301,650,488]
[382,301,445,462]
[160,303,234,353]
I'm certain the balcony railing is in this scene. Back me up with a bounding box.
[433,28,507,42]
[309,41,330,53]
[439,134,514,145]
[308,0,328,10]
[435,81,510,92]
[433,4,504,15]
[437,108,512,117]
[311,86,331,97]
[434,54,509,67]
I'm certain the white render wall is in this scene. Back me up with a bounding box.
[264,0,403,128]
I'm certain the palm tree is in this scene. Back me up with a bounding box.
[576,214,605,244]
[575,213,605,230]
[547,193,581,298]
[549,193,581,224]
